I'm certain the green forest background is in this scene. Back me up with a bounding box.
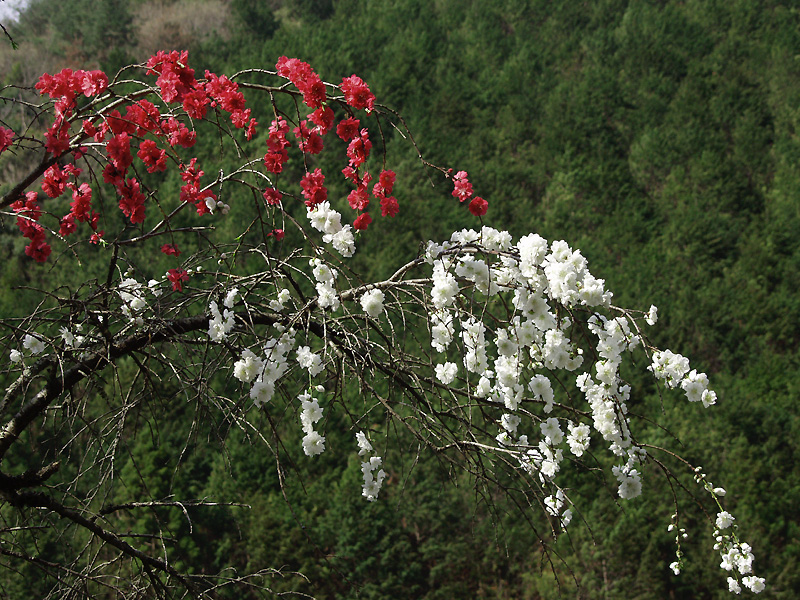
[1,0,799,598]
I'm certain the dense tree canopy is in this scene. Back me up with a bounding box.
[1,1,798,598]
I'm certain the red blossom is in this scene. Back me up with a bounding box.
[348,186,370,210]
[264,150,288,174]
[468,196,488,217]
[373,169,396,199]
[105,109,136,136]
[452,170,473,202]
[182,88,209,119]
[167,268,189,292]
[25,230,51,262]
[87,211,100,231]
[117,178,146,224]
[0,127,14,154]
[380,196,400,218]
[82,119,100,140]
[353,212,372,230]
[79,70,108,97]
[340,75,375,111]
[12,192,42,239]
[245,118,258,140]
[336,117,360,141]
[309,106,334,134]
[276,57,327,108]
[90,230,104,244]
[107,133,133,172]
[267,228,285,240]
[205,71,246,113]
[267,118,291,151]
[126,100,162,136]
[161,243,181,256]
[59,214,77,237]
[161,117,196,148]
[137,140,168,173]
[346,128,372,168]
[44,118,71,156]
[69,183,93,222]
[102,163,126,187]
[230,108,251,129]
[300,168,327,207]
[146,50,198,104]
[294,120,323,154]
[263,188,282,206]
[42,165,68,198]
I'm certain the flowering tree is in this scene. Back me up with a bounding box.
[0,52,765,597]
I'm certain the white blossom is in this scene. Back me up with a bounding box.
[360,288,385,318]
[23,334,45,355]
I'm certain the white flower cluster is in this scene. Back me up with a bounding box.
[60,324,84,349]
[359,288,385,318]
[233,328,297,407]
[650,350,717,407]
[430,310,454,352]
[296,345,324,378]
[542,240,611,307]
[612,464,643,500]
[354,431,386,501]
[424,228,723,515]
[310,257,340,310]
[307,201,355,257]
[431,262,459,309]
[566,421,591,457]
[118,277,148,323]
[208,288,237,341]
[544,489,573,529]
[269,288,292,312]
[299,388,326,456]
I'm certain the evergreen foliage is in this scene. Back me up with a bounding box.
[1,0,798,597]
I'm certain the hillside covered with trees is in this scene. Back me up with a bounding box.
[1,1,799,598]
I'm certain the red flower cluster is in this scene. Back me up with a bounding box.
[16,52,488,264]
[300,168,327,207]
[340,75,375,112]
[264,118,290,174]
[35,68,109,157]
[276,57,327,109]
[452,171,473,202]
[451,170,488,217]
[117,178,146,224]
[137,139,168,173]
[346,129,372,168]
[294,120,323,155]
[68,182,93,223]
[36,68,108,116]
[11,192,50,262]
[263,188,282,206]
[161,243,181,256]
[145,51,256,137]
[180,158,217,215]
[146,51,196,104]
[374,170,399,218]
[204,71,255,138]
[309,106,334,134]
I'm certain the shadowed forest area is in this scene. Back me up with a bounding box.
[1,0,799,598]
